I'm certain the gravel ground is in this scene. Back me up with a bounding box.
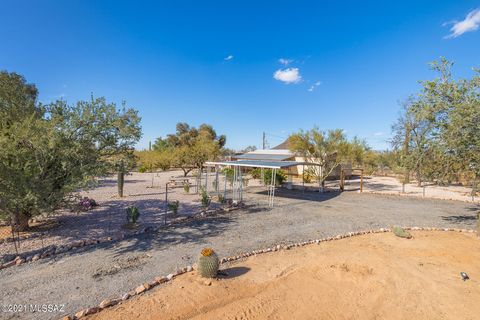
[0,190,478,320]
[0,171,219,258]
[2,171,477,259]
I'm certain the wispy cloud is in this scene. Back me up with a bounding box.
[373,132,384,136]
[224,55,234,61]
[444,8,480,38]
[307,81,322,92]
[278,58,292,65]
[273,68,302,84]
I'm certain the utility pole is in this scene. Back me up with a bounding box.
[262,132,266,150]
[149,141,152,151]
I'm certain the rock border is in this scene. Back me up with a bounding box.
[62,226,477,320]
[0,205,244,271]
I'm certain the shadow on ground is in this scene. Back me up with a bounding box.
[220,266,250,279]
[251,187,341,203]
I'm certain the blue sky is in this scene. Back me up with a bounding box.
[1,1,479,150]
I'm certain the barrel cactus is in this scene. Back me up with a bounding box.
[197,248,220,278]
[392,226,412,239]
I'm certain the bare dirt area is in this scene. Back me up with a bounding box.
[88,231,480,320]
[354,176,478,203]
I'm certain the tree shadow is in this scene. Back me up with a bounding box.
[251,187,341,203]
[361,182,400,192]
[12,212,236,266]
[95,179,146,188]
[466,205,480,213]
[110,214,235,257]
[0,198,206,260]
[441,214,478,224]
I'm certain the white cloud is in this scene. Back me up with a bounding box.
[273,68,302,84]
[224,55,234,61]
[374,132,384,136]
[444,8,480,38]
[278,58,292,65]
[308,80,322,92]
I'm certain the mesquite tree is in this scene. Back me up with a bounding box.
[155,123,226,177]
[0,71,141,230]
[391,58,480,192]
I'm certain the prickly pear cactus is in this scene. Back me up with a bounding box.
[197,248,220,278]
[392,226,412,239]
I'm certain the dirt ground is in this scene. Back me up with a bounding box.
[1,191,477,320]
[2,171,477,259]
[88,231,480,320]
[358,176,477,203]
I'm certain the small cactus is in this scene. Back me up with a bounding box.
[197,248,220,278]
[392,226,412,239]
[126,206,140,224]
[200,187,211,211]
[168,200,180,216]
[477,212,479,238]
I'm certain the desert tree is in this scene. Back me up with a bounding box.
[419,58,480,189]
[391,58,480,193]
[288,128,351,192]
[0,71,142,229]
[391,97,435,186]
[156,122,226,176]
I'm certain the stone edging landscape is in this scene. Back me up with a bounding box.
[63,226,478,320]
[0,205,243,271]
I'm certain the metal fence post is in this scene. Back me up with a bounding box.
[164,183,168,226]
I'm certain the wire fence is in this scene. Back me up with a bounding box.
[2,169,477,268]
[0,171,238,267]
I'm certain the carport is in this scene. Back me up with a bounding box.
[205,160,320,207]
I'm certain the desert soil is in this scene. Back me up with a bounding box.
[358,176,477,203]
[88,231,480,320]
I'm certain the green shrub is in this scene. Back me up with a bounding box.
[200,187,211,210]
[139,165,148,173]
[263,169,287,185]
[222,167,234,186]
[126,206,140,223]
[250,168,261,179]
[168,200,179,216]
[183,182,190,193]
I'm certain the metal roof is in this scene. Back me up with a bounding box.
[235,153,293,161]
[206,160,316,169]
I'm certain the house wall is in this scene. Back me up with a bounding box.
[293,157,352,180]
